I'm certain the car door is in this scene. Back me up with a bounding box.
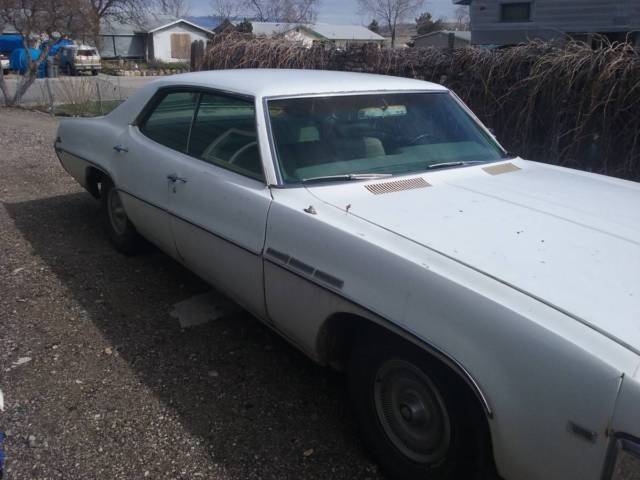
[167,91,272,320]
[112,90,199,257]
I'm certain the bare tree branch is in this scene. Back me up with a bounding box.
[244,0,319,23]
[157,0,191,18]
[454,5,470,31]
[0,0,97,105]
[356,0,423,47]
[210,0,241,19]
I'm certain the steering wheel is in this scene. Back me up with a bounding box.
[229,141,258,164]
[407,133,437,145]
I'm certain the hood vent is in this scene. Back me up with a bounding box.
[365,177,431,195]
[483,162,521,175]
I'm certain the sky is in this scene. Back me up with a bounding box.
[190,0,459,24]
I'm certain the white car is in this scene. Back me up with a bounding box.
[56,44,101,76]
[55,70,640,480]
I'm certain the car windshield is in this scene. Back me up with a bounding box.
[267,92,508,183]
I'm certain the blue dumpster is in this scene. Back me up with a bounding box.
[0,34,23,55]
[9,47,41,74]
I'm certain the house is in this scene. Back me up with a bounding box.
[282,24,385,47]
[100,15,213,62]
[455,0,640,46]
[413,30,471,48]
[250,22,385,47]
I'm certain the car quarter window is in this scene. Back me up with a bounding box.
[139,91,199,153]
[188,93,264,181]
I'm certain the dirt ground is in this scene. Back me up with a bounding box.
[0,107,383,479]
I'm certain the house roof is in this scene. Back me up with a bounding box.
[250,22,298,36]
[414,30,471,42]
[100,15,212,36]
[251,22,384,41]
[303,23,385,41]
[147,18,212,34]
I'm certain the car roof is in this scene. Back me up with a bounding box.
[153,69,448,98]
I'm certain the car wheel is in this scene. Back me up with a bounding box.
[92,70,98,76]
[348,335,487,480]
[101,177,143,255]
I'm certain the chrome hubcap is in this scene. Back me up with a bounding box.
[374,359,451,464]
[107,188,127,235]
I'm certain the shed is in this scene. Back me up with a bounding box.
[99,15,212,62]
[413,30,471,49]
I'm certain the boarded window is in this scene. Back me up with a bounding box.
[170,33,191,59]
[500,3,531,22]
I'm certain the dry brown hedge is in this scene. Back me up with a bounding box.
[201,35,640,181]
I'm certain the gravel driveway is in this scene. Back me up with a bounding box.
[0,108,383,479]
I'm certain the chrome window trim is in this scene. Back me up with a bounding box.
[134,85,268,184]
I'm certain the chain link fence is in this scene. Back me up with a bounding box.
[29,74,142,116]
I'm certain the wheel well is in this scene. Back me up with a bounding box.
[85,166,106,199]
[318,312,499,476]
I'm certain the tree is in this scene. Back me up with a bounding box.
[87,0,152,46]
[235,18,253,33]
[211,0,241,20]
[0,0,94,106]
[454,5,470,30]
[89,0,151,24]
[415,11,443,36]
[367,19,379,33]
[244,0,319,23]
[356,0,424,48]
[157,0,191,17]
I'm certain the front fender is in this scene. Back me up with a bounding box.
[266,186,640,480]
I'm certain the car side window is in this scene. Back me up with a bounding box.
[188,93,264,181]
[140,91,198,153]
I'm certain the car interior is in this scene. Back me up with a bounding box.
[140,91,264,181]
[268,92,504,181]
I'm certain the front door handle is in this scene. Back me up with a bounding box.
[113,145,128,153]
[167,173,187,183]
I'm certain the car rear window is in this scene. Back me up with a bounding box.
[77,49,97,56]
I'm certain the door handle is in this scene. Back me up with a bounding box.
[167,173,187,183]
[113,145,128,153]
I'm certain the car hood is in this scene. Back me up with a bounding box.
[307,159,640,354]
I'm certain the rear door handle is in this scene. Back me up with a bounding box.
[113,145,128,153]
[167,173,187,183]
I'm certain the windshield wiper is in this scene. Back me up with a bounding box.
[301,173,392,184]
[426,160,488,171]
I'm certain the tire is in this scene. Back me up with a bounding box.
[101,177,143,255]
[348,334,488,480]
[91,69,98,76]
